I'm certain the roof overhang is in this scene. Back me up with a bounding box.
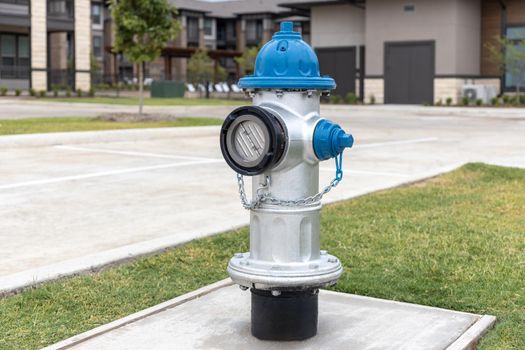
[279,0,365,11]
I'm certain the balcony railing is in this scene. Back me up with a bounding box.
[0,0,29,4]
[48,69,74,89]
[0,65,29,80]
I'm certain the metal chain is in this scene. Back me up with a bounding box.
[236,153,344,209]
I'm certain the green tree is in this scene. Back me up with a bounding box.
[90,54,101,85]
[235,45,259,76]
[110,0,180,114]
[486,36,525,103]
[187,49,226,98]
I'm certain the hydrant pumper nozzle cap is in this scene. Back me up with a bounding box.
[313,119,354,161]
[238,21,336,90]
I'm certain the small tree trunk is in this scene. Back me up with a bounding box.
[205,81,210,99]
[138,63,144,115]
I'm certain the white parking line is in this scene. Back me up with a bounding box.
[2,137,436,190]
[0,160,223,190]
[55,145,221,162]
[356,137,438,149]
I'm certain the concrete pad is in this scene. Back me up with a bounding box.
[44,279,496,350]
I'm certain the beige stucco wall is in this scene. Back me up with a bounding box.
[455,0,482,75]
[311,4,365,48]
[30,0,47,90]
[364,78,384,104]
[365,0,481,76]
[75,0,91,90]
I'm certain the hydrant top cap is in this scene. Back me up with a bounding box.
[238,21,336,90]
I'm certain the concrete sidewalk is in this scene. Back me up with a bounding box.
[1,106,525,294]
[44,279,496,350]
[0,98,239,119]
[1,98,525,120]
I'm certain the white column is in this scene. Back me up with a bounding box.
[31,0,47,90]
[75,0,92,91]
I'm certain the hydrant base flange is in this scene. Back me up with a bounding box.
[228,252,342,290]
[251,288,318,341]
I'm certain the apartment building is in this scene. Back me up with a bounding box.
[0,0,91,91]
[0,0,309,91]
[103,0,311,84]
[284,0,525,104]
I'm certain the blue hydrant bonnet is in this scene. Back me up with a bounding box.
[238,22,336,90]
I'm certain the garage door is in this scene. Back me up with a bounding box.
[384,41,434,104]
[316,47,356,97]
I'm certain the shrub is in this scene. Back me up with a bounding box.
[29,88,36,97]
[511,94,525,106]
[15,89,21,97]
[491,97,499,106]
[0,86,7,96]
[65,87,72,98]
[96,83,110,91]
[52,85,59,97]
[446,97,453,106]
[329,95,342,104]
[76,88,83,97]
[461,96,470,106]
[435,99,443,106]
[476,99,483,107]
[369,94,376,105]
[39,90,46,98]
[345,92,359,105]
[502,94,510,104]
[88,86,95,97]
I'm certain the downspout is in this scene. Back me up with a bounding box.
[498,0,507,93]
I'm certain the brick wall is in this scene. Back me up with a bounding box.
[481,0,525,76]
[364,78,384,104]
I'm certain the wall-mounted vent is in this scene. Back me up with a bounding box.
[403,4,415,12]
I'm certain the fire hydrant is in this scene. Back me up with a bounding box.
[220,21,354,341]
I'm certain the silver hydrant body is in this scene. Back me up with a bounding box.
[220,22,353,340]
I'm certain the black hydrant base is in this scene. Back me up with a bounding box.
[250,288,318,341]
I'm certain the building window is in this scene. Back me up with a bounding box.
[1,35,15,68]
[92,2,102,25]
[0,33,29,79]
[48,0,74,18]
[18,35,29,67]
[505,26,525,90]
[187,16,199,47]
[246,19,262,46]
[92,35,102,58]
[204,18,213,37]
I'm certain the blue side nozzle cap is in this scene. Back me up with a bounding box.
[238,21,336,90]
[313,119,354,161]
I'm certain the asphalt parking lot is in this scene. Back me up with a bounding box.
[1,104,525,293]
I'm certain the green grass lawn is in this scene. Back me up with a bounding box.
[1,163,524,349]
[43,97,245,106]
[0,117,223,136]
